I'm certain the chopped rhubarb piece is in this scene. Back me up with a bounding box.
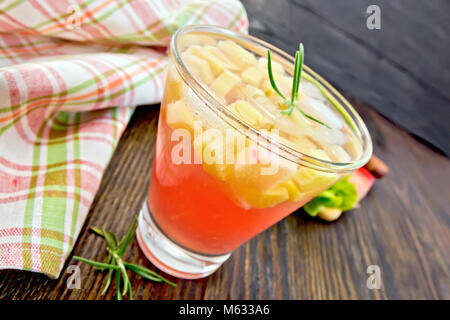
[348,167,375,202]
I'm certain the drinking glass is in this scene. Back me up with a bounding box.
[137,25,372,279]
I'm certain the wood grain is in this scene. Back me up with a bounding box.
[0,99,448,299]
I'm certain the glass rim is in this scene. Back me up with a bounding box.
[170,24,373,174]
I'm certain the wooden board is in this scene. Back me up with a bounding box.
[0,101,449,299]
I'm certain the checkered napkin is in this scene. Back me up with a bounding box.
[0,0,248,278]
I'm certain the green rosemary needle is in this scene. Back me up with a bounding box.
[267,43,330,128]
[73,215,175,300]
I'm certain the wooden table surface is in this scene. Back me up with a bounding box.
[0,98,449,300]
[1,0,449,300]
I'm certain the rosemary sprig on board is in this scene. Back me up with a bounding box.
[267,43,330,128]
[73,216,175,300]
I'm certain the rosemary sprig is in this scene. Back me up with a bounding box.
[73,215,175,300]
[267,43,330,128]
[302,72,360,139]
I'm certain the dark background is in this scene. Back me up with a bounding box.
[242,0,450,156]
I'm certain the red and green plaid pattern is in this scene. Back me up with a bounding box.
[0,0,248,278]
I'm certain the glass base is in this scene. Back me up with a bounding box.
[137,201,231,279]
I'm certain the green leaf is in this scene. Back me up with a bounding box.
[329,179,358,211]
[125,263,176,287]
[101,269,114,296]
[104,230,118,250]
[315,190,342,208]
[303,198,323,216]
[127,281,133,300]
[119,264,129,296]
[73,256,119,270]
[115,269,122,300]
[123,263,159,277]
[109,249,130,296]
[110,232,120,247]
[303,178,358,216]
[267,50,286,100]
[118,215,138,257]
[302,72,360,139]
[90,227,105,238]
[129,267,162,282]
[291,50,300,104]
[296,105,331,128]
[294,43,304,99]
[104,253,113,265]
[75,215,176,299]
[267,45,330,128]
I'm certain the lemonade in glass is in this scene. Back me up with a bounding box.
[137,25,372,279]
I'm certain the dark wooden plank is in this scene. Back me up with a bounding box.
[242,0,450,156]
[0,98,448,299]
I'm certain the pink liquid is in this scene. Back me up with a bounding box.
[148,111,309,255]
